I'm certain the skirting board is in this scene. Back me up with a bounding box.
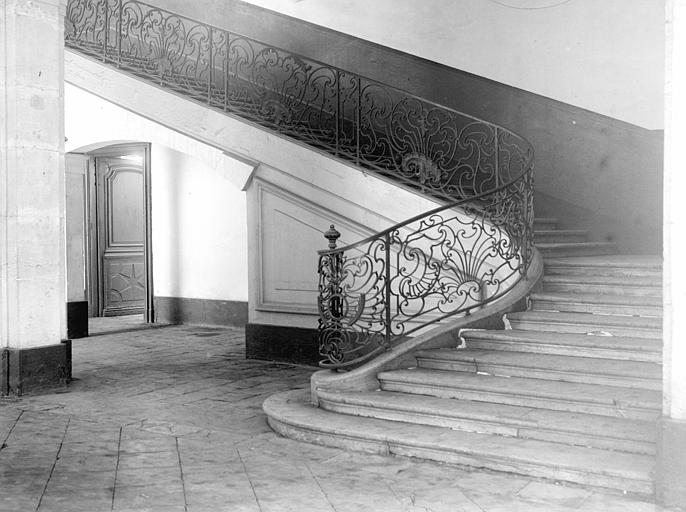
[154,296,248,327]
[245,323,319,366]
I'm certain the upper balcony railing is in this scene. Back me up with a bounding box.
[65,0,535,368]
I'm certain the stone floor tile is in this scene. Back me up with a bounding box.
[0,494,41,511]
[54,453,119,473]
[517,481,593,508]
[114,466,182,487]
[577,492,666,512]
[116,449,181,470]
[112,484,186,510]
[58,439,119,456]
[46,469,115,490]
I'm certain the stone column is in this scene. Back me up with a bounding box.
[658,0,686,507]
[0,0,69,395]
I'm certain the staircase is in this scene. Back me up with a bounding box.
[63,0,662,494]
[265,217,662,495]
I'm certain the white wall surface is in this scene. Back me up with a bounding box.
[664,0,686,420]
[64,84,250,302]
[151,145,248,301]
[240,0,665,129]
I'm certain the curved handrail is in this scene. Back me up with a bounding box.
[63,0,535,369]
[318,155,533,368]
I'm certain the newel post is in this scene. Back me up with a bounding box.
[324,225,342,319]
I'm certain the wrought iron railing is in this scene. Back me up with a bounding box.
[64,0,535,368]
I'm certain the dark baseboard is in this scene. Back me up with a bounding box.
[67,301,89,339]
[656,417,686,509]
[245,323,319,366]
[154,296,248,327]
[1,341,71,396]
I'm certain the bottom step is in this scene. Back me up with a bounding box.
[264,389,654,495]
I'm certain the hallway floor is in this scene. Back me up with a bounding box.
[0,325,676,512]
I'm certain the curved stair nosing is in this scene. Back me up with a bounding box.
[413,356,661,391]
[316,390,656,455]
[265,390,655,495]
[529,296,662,318]
[377,369,660,420]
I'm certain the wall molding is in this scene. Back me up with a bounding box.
[253,177,375,315]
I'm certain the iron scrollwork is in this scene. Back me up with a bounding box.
[64,0,534,369]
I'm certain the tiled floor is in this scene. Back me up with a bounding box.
[0,324,676,511]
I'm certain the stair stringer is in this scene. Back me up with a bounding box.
[310,249,543,405]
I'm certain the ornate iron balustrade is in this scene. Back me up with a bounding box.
[319,130,533,368]
[64,0,535,368]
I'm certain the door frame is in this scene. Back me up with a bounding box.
[87,143,154,322]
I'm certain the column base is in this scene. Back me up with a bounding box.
[1,341,71,397]
[656,417,686,509]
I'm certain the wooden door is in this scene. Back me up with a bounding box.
[95,149,147,316]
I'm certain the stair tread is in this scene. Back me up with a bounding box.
[534,229,588,235]
[533,217,558,224]
[414,348,661,380]
[462,329,662,352]
[542,275,660,288]
[267,390,655,485]
[537,242,616,249]
[378,368,661,409]
[507,310,662,330]
[318,389,656,442]
[530,291,663,307]
[544,255,662,269]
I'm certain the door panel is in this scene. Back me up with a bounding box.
[96,154,146,316]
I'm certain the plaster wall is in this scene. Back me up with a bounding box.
[664,0,686,422]
[64,84,250,303]
[151,145,248,302]
[158,0,664,131]
[64,153,88,303]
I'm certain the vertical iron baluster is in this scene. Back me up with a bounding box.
[224,31,230,112]
[116,0,122,67]
[335,70,340,157]
[356,76,361,166]
[384,231,391,348]
[207,26,213,105]
[103,0,108,61]
[494,126,499,190]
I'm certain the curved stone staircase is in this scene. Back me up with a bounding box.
[265,217,662,495]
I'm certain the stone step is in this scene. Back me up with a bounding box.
[413,348,661,390]
[544,256,662,278]
[536,242,617,258]
[460,329,661,363]
[506,311,662,339]
[317,389,656,455]
[533,217,558,230]
[266,390,655,494]
[378,368,661,420]
[542,276,661,297]
[534,229,587,244]
[530,291,663,317]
